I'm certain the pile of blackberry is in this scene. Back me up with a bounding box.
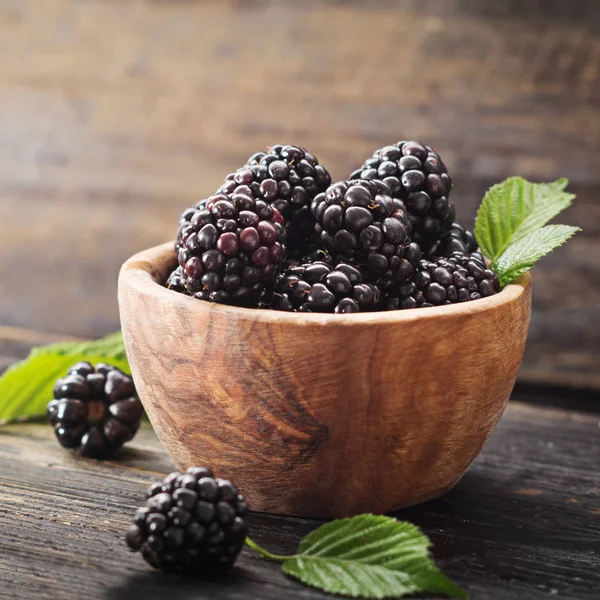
[126,467,248,572]
[166,141,500,311]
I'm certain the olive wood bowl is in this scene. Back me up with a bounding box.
[118,242,532,518]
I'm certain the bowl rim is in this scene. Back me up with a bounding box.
[119,242,531,326]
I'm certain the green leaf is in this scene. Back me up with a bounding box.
[475,177,575,265]
[0,332,129,425]
[281,515,467,599]
[496,224,580,287]
[474,176,578,286]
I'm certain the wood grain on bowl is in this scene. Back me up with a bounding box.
[119,243,532,518]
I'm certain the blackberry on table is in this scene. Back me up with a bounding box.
[385,251,500,309]
[126,467,249,573]
[219,144,332,256]
[423,223,477,258]
[350,141,455,245]
[47,362,143,459]
[171,191,287,307]
[271,261,383,313]
[311,179,421,290]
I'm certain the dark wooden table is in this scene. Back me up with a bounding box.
[1,330,599,600]
[1,1,600,599]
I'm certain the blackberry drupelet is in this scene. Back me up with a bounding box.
[47,362,143,459]
[172,191,287,307]
[219,145,332,256]
[350,141,455,245]
[126,467,249,572]
[176,205,203,253]
[271,261,383,313]
[281,245,334,269]
[383,278,429,310]
[165,266,187,294]
[423,223,477,258]
[311,179,421,290]
[385,251,500,309]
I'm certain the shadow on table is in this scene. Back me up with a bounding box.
[109,444,177,473]
[393,466,598,563]
[105,566,257,600]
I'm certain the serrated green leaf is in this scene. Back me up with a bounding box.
[475,177,575,265]
[509,178,573,244]
[281,515,467,599]
[496,224,580,287]
[0,332,130,425]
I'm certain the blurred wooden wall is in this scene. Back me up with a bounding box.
[0,0,598,388]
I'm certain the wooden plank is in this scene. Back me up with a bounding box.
[0,398,599,599]
[0,0,599,387]
[0,326,82,362]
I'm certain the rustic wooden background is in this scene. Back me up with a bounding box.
[0,0,598,388]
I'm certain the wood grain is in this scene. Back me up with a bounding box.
[0,0,598,388]
[118,243,532,517]
[1,397,599,600]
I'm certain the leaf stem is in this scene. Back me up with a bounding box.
[245,537,295,563]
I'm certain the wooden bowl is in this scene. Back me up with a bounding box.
[118,242,532,518]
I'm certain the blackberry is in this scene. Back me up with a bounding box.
[47,362,143,459]
[423,223,477,258]
[383,278,429,310]
[311,179,421,290]
[385,251,500,309]
[175,205,204,253]
[172,191,287,307]
[350,141,455,244]
[165,266,187,294]
[126,467,249,572]
[219,144,331,256]
[272,261,383,313]
[281,245,334,269]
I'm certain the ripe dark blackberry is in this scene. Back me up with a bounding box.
[175,204,204,253]
[272,261,383,313]
[385,251,500,309]
[311,179,421,290]
[383,278,429,310]
[350,141,455,244]
[219,144,332,256]
[126,467,249,572]
[47,362,143,459]
[281,245,334,269]
[423,223,477,258]
[172,191,287,307]
[165,266,188,294]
